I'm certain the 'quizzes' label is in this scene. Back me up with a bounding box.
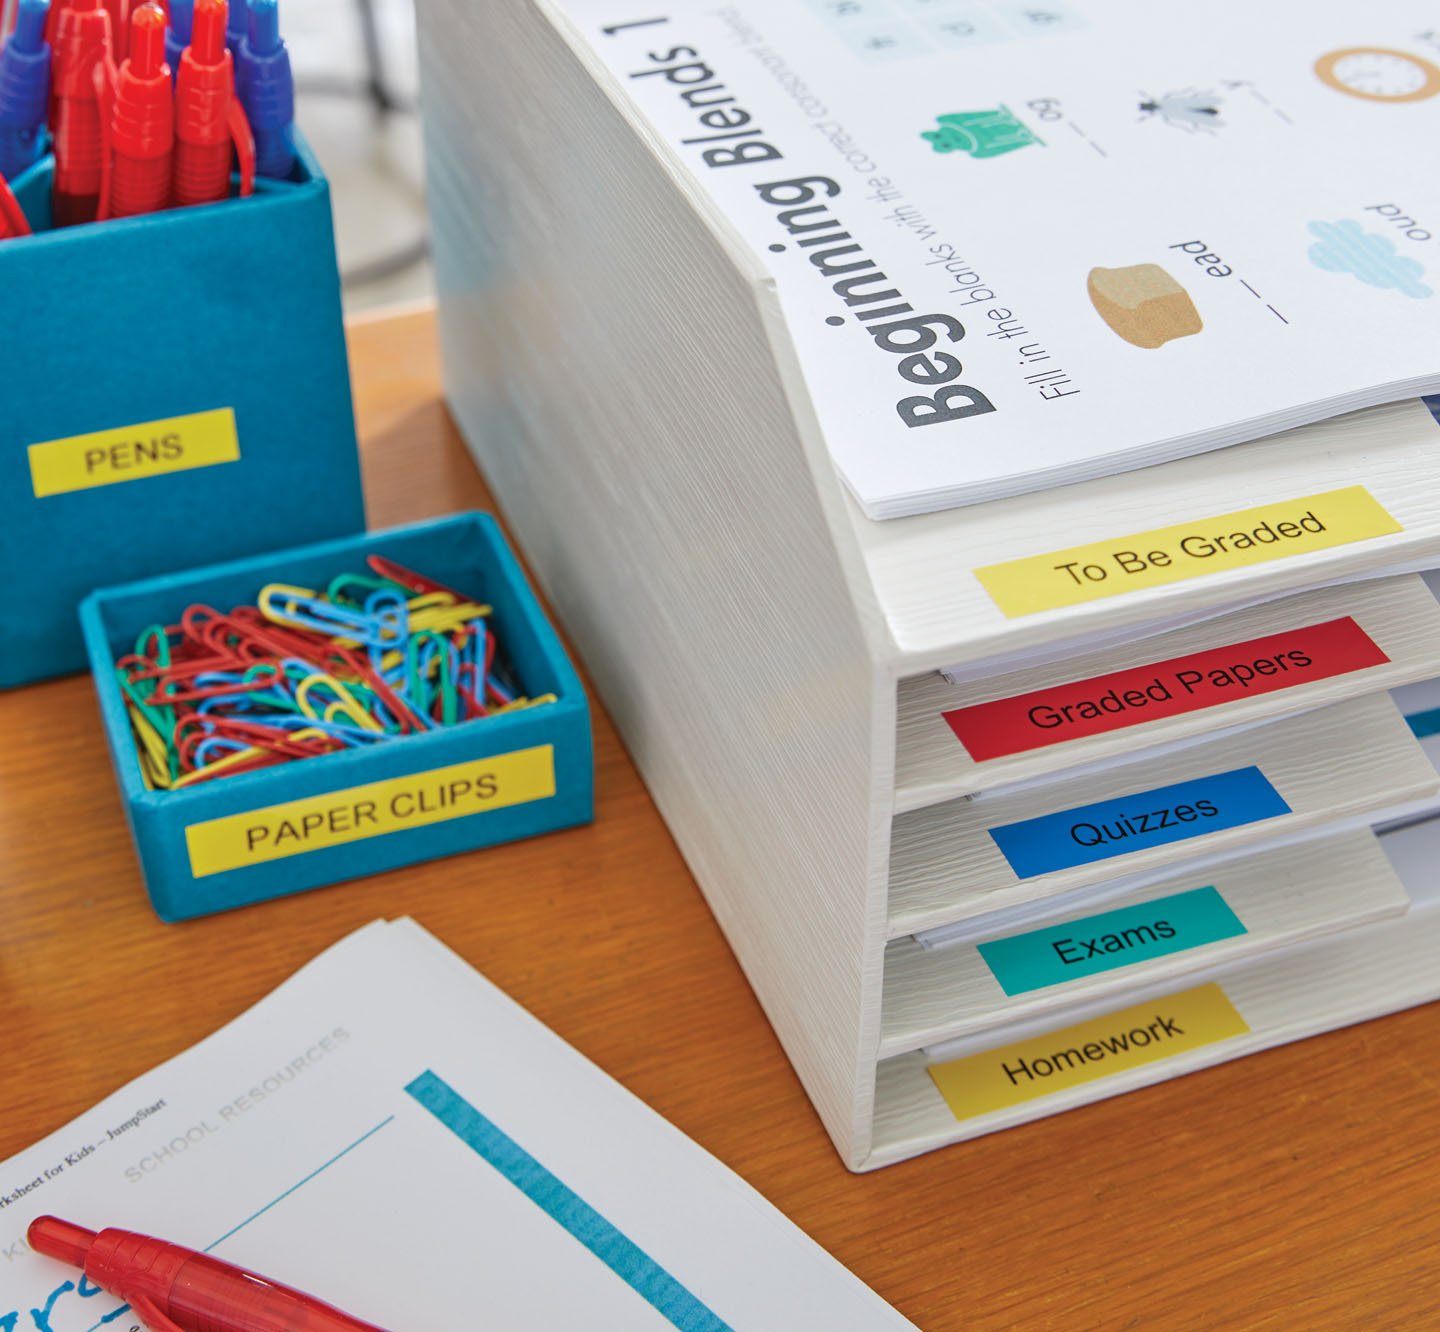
[977,886,1247,995]
[987,766,1291,879]
[927,983,1249,1121]
[28,407,240,498]
[944,616,1389,761]
[975,487,1401,617]
[185,746,556,877]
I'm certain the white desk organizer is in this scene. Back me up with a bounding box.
[417,0,1440,1168]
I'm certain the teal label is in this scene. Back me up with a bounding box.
[976,886,1247,996]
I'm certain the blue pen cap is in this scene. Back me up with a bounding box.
[237,0,297,180]
[0,0,50,182]
[227,0,250,52]
[166,0,194,83]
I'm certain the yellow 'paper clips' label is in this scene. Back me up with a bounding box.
[927,983,1249,1121]
[975,487,1401,617]
[184,745,556,877]
[28,408,240,498]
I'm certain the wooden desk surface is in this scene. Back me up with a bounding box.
[6,309,1439,1331]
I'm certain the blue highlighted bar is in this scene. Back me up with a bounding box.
[988,766,1291,879]
[405,1070,732,1332]
[978,885,1248,995]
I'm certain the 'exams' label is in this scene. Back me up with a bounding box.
[977,886,1247,995]
[943,616,1389,760]
[974,487,1401,617]
[28,407,241,498]
[184,746,556,877]
[927,983,1249,1120]
[987,766,1291,879]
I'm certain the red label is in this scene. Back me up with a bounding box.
[944,616,1389,761]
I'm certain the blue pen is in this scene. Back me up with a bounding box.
[236,0,296,179]
[0,0,50,182]
[165,0,193,85]
[226,0,248,55]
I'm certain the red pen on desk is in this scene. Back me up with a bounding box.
[173,0,253,208]
[101,0,129,60]
[50,0,112,225]
[28,1216,391,1332]
[99,1,172,218]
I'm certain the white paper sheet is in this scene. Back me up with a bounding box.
[0,920,914,1332]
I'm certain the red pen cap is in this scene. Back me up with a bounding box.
[49,0,112,226]
[108,2,173,217]
[173,0,232,206]
[29,1217,389,1332]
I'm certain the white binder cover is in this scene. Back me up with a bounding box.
[554,1,1440,515]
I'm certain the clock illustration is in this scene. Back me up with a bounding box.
[1314,47,1440,102]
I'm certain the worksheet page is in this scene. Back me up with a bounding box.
[557,0,1440,514]
[0,920,914,1332]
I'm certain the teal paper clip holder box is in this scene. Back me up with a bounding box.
[79,512,593,921]
[0,133,363,687]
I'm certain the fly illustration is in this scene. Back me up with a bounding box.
[1137,89,1224,132]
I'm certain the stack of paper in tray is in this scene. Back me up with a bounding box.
[414,0,1440,1167]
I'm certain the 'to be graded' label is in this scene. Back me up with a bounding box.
[185,746,556,877]
[28,407,240,498]
[927,983,1249,1121]
[975,487,1401,617]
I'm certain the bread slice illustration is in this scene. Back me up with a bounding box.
[1087,263,1203,348]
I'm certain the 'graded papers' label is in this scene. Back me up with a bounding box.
[185,746,556,877]
[943,616,1389,760]
[976,887,1247,995]
[28,408,241,498]
[927,984,1249,1121]
[975,488,1401,617]
[988,767,1291,879]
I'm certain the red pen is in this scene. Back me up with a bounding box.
[100,1,172,218]
[101,0,130,60]
[27,1216,391,1332]
[0,169,31,237]
[173,0,253,208]
[50,0,112,226]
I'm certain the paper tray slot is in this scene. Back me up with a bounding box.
[886,693,1438,939]
[879,830,1406,1058]
[894,575,1440,813]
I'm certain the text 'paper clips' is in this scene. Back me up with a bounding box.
[115,555,557,791]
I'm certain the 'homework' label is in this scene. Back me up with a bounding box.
[987,767,1290,879]
[927,983,1249,1120]
[977,887,1247,995]
[28,407,241,498]
[974,488,1400,617]
[944,616,1389,760]
[185,746,556,877]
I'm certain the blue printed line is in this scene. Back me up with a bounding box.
[205,1115,396,1251]
[405,1070,732,1332]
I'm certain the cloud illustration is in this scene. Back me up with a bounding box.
[1308,219,1432,299]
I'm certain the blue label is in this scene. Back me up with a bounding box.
[988,766,1291,879]
[977,886,1248,995]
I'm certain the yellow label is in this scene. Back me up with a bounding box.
[927,983,1248,1121]
[185,746,556,877]
[28,408,240,498]
[975,487,1401,617]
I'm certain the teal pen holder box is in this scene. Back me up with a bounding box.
[0,132,363,687]
[80,512,594,921]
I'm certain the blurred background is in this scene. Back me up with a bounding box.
[286,0,431,313]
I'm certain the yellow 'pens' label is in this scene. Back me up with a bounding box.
[28,407,241,498]
[927,983,1249,1121]
[185,746,556,877]
[975,487,1401,617]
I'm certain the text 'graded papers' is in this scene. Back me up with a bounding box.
[928,984,1250,1120]
[975,488,1401,616]
[185,746,556,876]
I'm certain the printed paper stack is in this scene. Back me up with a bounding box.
[415,0,1440,1167]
